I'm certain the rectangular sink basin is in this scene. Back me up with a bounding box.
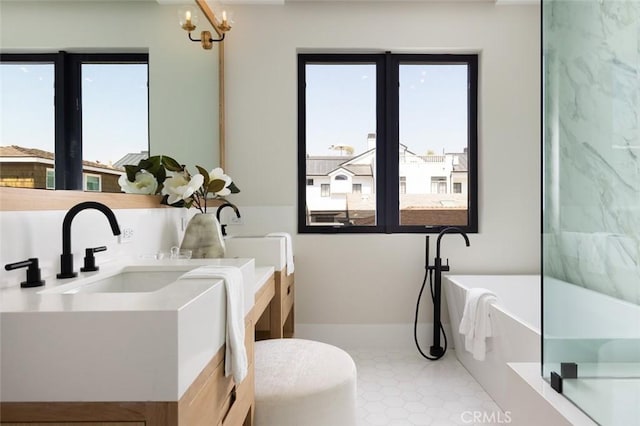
[39,258,256,304]
[65,271,186,294]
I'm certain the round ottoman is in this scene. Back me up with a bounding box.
[254,338,357,426]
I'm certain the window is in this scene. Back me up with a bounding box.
[431,177,447,194]
[335,174,348,181]
[84,174,102,192]
[46,169,55,190]
[307,178,314,186]
[0,52,148,192]
[298,53,478,233]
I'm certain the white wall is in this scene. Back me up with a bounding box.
[222,1,541,342]
[0,1,541,349]
[0,1,221,169]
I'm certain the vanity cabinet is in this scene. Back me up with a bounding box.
[0,278,272,426]
[1,320,255,425]
[255,268,295,339]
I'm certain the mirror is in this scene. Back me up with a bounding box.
[0,1,221,193]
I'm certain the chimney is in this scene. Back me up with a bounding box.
[367,133,376,150]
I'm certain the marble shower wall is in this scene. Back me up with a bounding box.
[543,0,640,305]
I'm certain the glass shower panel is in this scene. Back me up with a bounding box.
[542,0,640,424]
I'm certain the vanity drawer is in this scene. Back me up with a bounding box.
[180,349,233,426]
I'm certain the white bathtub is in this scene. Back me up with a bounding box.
[444,275,541,410]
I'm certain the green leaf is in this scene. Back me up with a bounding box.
[161,156,183,172]
[196,165,210,189]
[208,179,226,194]
[228,181,240,194]
[156,166,167,185]
[124,164,139,182]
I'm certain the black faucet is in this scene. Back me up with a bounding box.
[57,201,121,279]
[216,202,241,236]
[429,226,470,357]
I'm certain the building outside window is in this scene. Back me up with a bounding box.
[298,53,478,233]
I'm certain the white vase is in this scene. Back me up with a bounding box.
[180,212,226,258]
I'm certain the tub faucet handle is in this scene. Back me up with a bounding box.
[441,258,450,272]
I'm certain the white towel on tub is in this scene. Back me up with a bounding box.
[459,288,497,361]
[266,232,295,275]
[179,266,248,383]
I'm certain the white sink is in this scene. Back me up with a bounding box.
[2,257,258,402]
[39,258,256,302]
[63,270,186,294]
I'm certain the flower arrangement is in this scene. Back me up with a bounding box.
[118,155,239,213]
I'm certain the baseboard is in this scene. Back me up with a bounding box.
[294,323,455,351]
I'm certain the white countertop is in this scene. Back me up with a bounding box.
[0,258,275,402]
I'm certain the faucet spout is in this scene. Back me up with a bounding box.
[436,226,470,259]
[216,202,241,236]
[58,201,121,278]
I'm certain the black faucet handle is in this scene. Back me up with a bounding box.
[4,258,45,288]
[81,246,107,272]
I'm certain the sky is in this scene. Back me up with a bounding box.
[1,60,467,164]
[305,63,469,157]
[0,62,148,165]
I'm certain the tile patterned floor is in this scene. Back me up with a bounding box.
[348,349,507,426]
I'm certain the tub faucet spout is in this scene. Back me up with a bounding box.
[436,226,470,261]
[57,201,121,279]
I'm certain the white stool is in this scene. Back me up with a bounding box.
[254,338,357,426]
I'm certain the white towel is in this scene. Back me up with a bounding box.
[266,232,295,275]
[458,288,497,361]
[179,266,248,383]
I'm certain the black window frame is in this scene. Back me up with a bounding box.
[0,51,149,190]
[298,52,478,234]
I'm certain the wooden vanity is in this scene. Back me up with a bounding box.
[0,270,289,426]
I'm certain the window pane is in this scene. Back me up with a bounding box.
[304,63,377,227]
[46,169,55,190]
[84,174,101,192]
[0,62,55,189]
[82,63,148,193]
[398,63,469,226]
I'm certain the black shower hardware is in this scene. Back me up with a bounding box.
[4,258,45,288]
[414,227,470,360]
[57,201,121,279]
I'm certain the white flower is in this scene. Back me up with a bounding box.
[208,167,232,197]
[119,170,158,195]
[162,172,205,205]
